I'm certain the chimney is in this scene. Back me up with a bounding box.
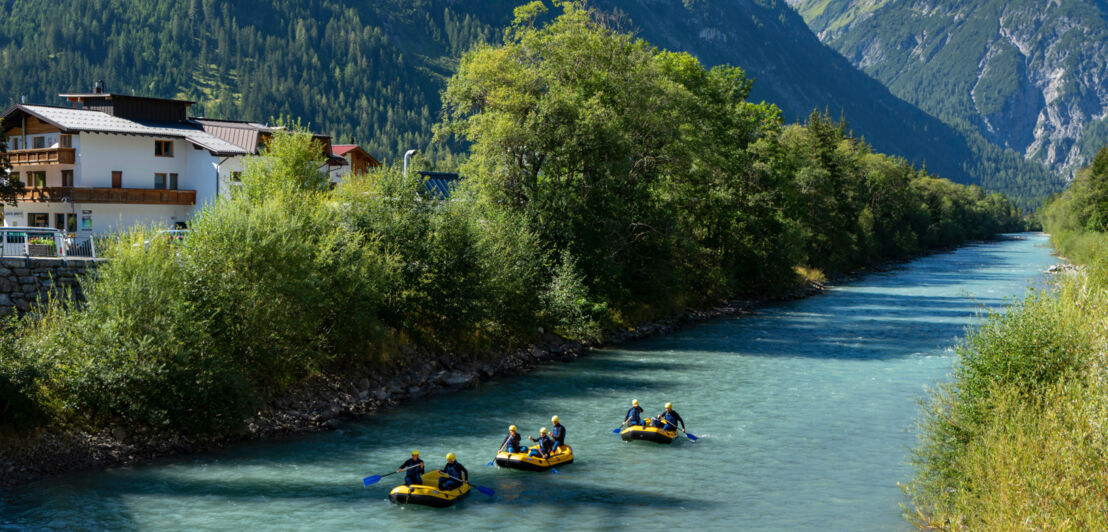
[94,80,104,94]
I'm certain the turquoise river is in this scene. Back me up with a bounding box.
[0,233,1058,531]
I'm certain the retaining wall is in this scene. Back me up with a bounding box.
[0,257,100,316]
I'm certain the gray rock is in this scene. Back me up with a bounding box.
[443,371,476,388]
[111,428,128,441]
[373,389,390,401]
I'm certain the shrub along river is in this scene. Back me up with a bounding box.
[0,234,1057,531]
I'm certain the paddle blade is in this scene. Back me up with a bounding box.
[486,460,495,467]
[550,467,559,474]
[686,432,699,441]
[612,428,621,434]
[362,475,382,486]
[475,485,495,497]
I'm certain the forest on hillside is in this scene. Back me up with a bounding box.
[0,0,1063,207]
[0,0,513,165]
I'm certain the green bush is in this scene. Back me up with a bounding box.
[334,166,545,349]
[543,250,606,342]
[0,320,45,430]
[16,230,249,432]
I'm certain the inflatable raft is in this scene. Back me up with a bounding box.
[620,424,678,444]
[494,444,574,472]
[388,471,470,507]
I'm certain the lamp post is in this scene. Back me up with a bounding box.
[403,149,417,179]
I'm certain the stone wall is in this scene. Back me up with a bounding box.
[0,257,100,316]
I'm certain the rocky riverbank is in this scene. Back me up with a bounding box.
[1,283,827,487]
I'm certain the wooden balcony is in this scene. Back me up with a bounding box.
[8,147,76,166]
[17,187,196,205]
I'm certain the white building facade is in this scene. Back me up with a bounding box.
[2,89,342,235]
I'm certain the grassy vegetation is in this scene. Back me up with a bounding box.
[907,146,1108,528]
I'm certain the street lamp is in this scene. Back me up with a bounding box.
[403,149,417,179]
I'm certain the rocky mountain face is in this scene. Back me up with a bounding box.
[787,0,1108,176]
[589,0,1062,205]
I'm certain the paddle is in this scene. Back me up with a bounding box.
[682,428,699,441]
[441,472,494,497]
[363,463,421,487]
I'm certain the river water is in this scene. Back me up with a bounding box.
[0,234,1057,531]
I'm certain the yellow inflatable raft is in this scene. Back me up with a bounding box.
[388,471,470,507]
[620,424,678,444]
[494,444,574,472]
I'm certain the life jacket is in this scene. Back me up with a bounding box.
[443,461,465,481]
[626,406,642,423]
[551,423,566,444]
[402,458,423,478]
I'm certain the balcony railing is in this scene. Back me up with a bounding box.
[8,147,76,165]
[17,187,196,205]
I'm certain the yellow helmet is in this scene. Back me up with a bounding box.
[446,452,456,461]
[665,402,673,409]
[411,450,419,456]
[540,427,548,434]
[551,415,560,423]
[632,399,639,406]
[509,425,517,432]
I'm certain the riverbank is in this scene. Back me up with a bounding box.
[1,280,824,487]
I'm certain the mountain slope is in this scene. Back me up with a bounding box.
[787,0,1108,175]
[593,0,1061,204]
[0,0,1062,204]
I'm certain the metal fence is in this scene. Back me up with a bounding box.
[0,228,97,258]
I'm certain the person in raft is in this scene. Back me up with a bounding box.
[624,399,644,427]
[651,403,686,433]
[529,427,556,459]
[501,425,524,453]
[437,452,468,490]
[398,450,424,486]
[549,415,566,451]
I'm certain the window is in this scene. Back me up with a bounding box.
[27,213,49,227]
[154,140,174,157]
[29,171,45,188]
[10,172,19,184]
[154,173,167,190]
[32,136,45,149]
[59,134,72,148]
[169,173,178,190]
[61,170,74,187]
[10,138,19,150]
[230,171,242,182]
[54,214,76,232]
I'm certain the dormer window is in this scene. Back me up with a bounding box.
[155,140,174,157]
